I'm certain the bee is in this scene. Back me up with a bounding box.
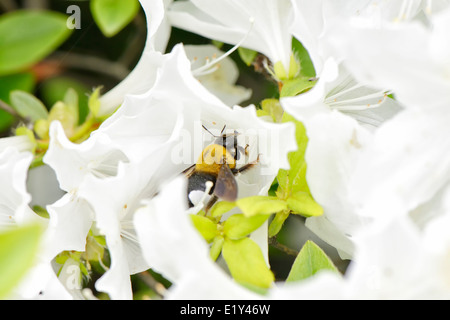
[184,125,259,212]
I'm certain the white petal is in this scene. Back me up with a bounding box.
[44,121,129,192]
[324,8,450,109]
[98,0,172,115]
[0,136,34,153]
[185,44,252,106]
[134,177,210,282]
[349,106,450,219]
[169,0,293,70]
[0,147,38,229]
[268,272,345,300]
[303,111,373,257]
[11,262,72,300]
[95,235,133,300]
[43,193,93,261]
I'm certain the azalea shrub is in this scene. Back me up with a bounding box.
[1,0,450,300]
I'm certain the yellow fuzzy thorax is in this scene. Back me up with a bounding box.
[195,144,236,174]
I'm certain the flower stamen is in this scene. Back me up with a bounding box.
[192,17,255,77]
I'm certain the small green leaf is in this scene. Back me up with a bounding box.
[190,215,218,242]
[280,77,317,98]
[0,72,35,133]
[210,236,224,261]
[268,209,290,238]
[292,38,316,78]
[40,77,90,124]
[274,61,287,80]
[91,0,140,37]
[286,240,338,282]
[276,113,311,198]
[260,99,284,123]
[88,87,102,118]
[222,237,274,289]
[210,201,236,218]
[223,214,270,240]
[236,196,288,217]
[10,90,48,122]
[238,47,258,66]
[288,54,301,79]
[0,225,42,299]
[287,191,323,217]
[0,10,72,75]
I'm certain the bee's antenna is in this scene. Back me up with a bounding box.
[220,125,226,135]
[202,124,217,137]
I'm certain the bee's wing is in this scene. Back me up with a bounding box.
[183,164,196,178]
[213,164,238,202]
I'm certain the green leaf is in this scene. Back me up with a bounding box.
[268,210,290,238]
[40,77,90,124]
[286,240,338,282]
[286,191,323,217]
[223,214,270,240]
[190,215,218,242]
[0,10,72,75]
[288,54,301,79]
[210,201,236,218]
[91,0,140,37]
[277,113,310,197]
[10,90,48,121]
[280,77,317,98]
[274,61,287,80]
[236,196,288,217]
[292,38,316,78]
[88,87,102,118]
[210,236,224,261]
[0,72,35,132]
[260,99,284,123]
[222,237,274,289]
[238,47,258,66]
[0,225,42,298]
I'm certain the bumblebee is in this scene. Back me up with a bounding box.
[185,125,259,212]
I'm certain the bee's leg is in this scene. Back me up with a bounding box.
[205,195,219,213]
[232,154,260,175]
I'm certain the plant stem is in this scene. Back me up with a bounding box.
[0,99,25,122]
[269,237,299,257]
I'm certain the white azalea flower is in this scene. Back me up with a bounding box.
[324,2,450,109]
[99,0,173,116]
[168,0,294,77]
[280,61,400,259]
[344,210,450,299]
[0,147,73,299]
[0,147,39,229]
[318,3,450,227]
[185,44,252,106]
[349,105,450,223]
[77,143,186,299]
[280,0,405,259]
[299,111,373,258]
[0,135,34,154]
